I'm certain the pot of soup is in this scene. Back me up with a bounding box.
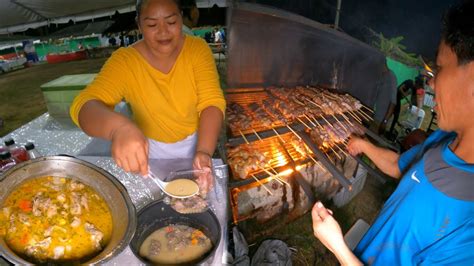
[130,200,221,265]
[0,156,136,264]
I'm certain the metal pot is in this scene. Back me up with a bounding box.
[130,200,221,265]
[0,156,136,264]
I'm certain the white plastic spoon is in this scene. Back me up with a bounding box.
[147,171,199,199]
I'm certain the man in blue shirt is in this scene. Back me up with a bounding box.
[311,1,474,265]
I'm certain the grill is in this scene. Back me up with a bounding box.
[223,3,393,225]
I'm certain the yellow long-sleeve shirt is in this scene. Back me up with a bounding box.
[70,36,226,143]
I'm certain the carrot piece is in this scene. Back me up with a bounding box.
[18,199,32,212]
[20,233,29,245]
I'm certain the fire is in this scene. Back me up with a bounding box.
[279,168,294,176]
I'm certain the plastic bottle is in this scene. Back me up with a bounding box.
[25,142,41,159]
[0,144,7,154]
[4,138,29,162]
[0,150,17,173]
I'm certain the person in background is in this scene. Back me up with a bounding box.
[181,0,199,36]
[413,75,426,112]
[311,1,474,264]
[214,27,223,43]
[108,34,117,46]
[70,0,225,193]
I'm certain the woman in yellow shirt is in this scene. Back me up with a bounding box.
[70,0,225,189]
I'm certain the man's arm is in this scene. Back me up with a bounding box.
[348,136,401,179]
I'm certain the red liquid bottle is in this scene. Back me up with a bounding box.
[4,138,29,162]
[0,150,17,173]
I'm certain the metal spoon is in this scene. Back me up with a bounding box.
[147,171,199,199]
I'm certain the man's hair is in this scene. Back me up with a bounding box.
[442,0,474,65]
[136,0,182,20]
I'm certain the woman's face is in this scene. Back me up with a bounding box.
[138,0,183,56]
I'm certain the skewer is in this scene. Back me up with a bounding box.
[347,110,363,123]
[358,108,373,120]
[304,114,317,127]
[331,114,349,133]
[312,116,325,130]
[261,167,283,185]
[320,115,334,129]
[340,112,354,126]
[362,105,374,113]
[356,109,373,121]
[328,144,342,160]
[334,142,349,157]
[251,174,273,195]
[297,117,311,129]
[308,155,325,170]
[286,125,301,140]
[268,166,291,185]
[272,128,286,143]
[239,130,250,144]
[252,129,262,141]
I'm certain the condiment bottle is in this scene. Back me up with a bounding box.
[0,150,17,173]
[4,138,29,162]
[25,142,41,159]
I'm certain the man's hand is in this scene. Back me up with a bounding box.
[193,151,214,195]
[110,122,149,176]
[312,202,363,266]
[312,202,345,252]
[347,136,369,156]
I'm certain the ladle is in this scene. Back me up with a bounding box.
[147,171,199,199]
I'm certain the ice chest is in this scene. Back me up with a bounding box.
[40,74,96,124]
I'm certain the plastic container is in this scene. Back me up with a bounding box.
[25,142,41,159]
[168,169,215,196]
[0,151,17,173]
[163,169,216,214]
[4,138,29,162]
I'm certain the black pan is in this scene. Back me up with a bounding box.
[129,200,221,265]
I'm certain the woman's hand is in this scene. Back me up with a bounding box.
[110,122,149,176]
[347,136,369,156]
[193,151,214,195]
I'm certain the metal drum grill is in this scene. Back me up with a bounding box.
[224,86,379,223]
[224,3,394,225]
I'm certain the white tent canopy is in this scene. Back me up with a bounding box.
[0,0,227,34]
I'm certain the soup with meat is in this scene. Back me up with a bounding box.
[0,176,113,263]
[139,224,212,265]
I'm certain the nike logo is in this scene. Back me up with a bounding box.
[411,171,421,183]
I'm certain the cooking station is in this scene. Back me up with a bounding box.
[222,3,393,227]
[0,114,229,265]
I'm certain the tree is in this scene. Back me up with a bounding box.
[368,28,422,67]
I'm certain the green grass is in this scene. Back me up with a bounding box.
[0,58,107,136]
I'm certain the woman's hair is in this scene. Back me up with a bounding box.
[181,0,197,21]
[136,0,182,20]
[442,0,474,65]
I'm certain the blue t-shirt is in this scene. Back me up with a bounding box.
[354,130,474,265]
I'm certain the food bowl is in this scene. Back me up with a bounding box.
[0,156,136,264]
[130,200,221,265]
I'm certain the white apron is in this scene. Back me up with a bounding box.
[148,132,197,159]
